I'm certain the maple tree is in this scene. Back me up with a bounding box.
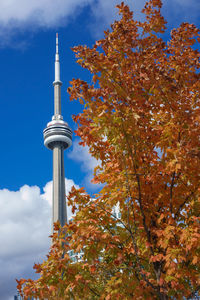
[17,0,200,299]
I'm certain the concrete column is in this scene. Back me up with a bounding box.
[52,144,67,231]
[54,84,61,116]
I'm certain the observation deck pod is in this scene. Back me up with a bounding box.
[43,115,72,150]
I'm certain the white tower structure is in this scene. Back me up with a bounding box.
[43,34,72,230]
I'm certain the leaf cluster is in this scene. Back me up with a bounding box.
[18,1,200,299]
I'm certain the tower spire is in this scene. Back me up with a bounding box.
[43,34,72,232]
[56,33,59,54]
[55,33,60,83]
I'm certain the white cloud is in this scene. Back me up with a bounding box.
[68,139,98,171]
[0,0,92,27]
[0,178,77,300]
[68,139,100,191]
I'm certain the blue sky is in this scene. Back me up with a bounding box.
[0,0,199,299]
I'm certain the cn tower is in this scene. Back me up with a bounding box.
[43,34,72,230]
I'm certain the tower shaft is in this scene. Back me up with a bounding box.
[54,84,61,115]
[53,145,66,227]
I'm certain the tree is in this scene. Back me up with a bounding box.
[17,0,200,299]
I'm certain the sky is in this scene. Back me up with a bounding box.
[0,0,199,299]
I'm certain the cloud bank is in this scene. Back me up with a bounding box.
[0,0,199,47]
[0,179,77,300]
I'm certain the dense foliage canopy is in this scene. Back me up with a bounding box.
[17,0,200,299]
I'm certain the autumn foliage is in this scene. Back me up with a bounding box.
[17,0,200,299]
